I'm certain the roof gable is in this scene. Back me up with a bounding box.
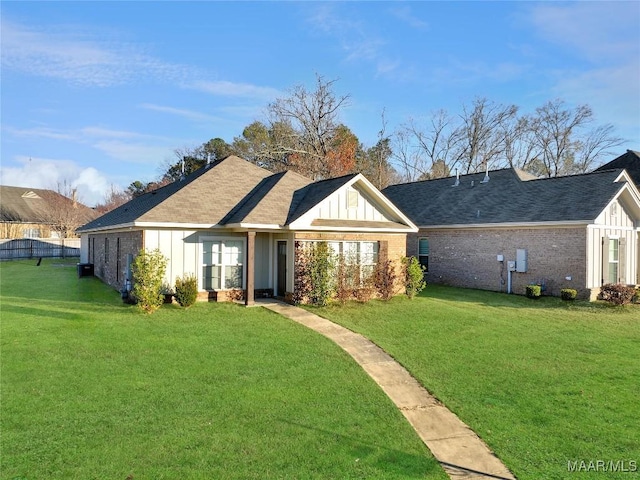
[289,174,417,231]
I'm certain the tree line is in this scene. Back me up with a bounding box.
[97,74,624,212]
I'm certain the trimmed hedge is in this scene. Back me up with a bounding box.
[560,288,578,301]
[526,284,541,299]
[174,274,198,308]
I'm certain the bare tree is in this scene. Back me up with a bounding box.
[95,185,132,214]
[267,74,351,179]
[573,123,624,173]
[43,181,95,238]
[392,110,462,181]
[457,97,519,173]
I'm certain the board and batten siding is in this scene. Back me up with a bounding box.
[587,198,639,287]
[314,185,392,222]
[143,229,273,291]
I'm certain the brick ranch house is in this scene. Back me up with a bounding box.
[383,161,640,300]
[77,156,417,305]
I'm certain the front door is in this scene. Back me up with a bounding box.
[277,241,287,297]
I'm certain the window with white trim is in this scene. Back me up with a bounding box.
[608,238,619,284]
[316,240,379,284]
[202,239,244,290]
[418,237,429,272]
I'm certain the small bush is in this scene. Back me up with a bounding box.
[174,274,198,307]
[403,256,426,299]
[599,283,636,305]
[131,249,168,314]
[634,288,640,304]
[560,288,577,301]
[526,284,541,299]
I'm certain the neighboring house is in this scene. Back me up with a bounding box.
[595,150,640,187]
[77,156,417,304]
[383,166,640,300]
[0,185,95,239]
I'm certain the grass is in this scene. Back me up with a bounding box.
[310,285,640,480]
[0,259,446,480]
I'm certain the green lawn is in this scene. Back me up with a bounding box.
[0,259,446,480]
[311,286,640,480]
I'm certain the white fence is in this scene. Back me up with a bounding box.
[0,238,81,259]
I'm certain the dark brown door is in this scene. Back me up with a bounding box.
[277,241,287,297]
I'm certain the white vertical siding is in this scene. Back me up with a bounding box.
[315,186,391,222]
[144,229,199,287]
[587,225,638,287]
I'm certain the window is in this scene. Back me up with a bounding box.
[22,228,40,238]
[418,237,429,272]
[608,238,619,283]
[307,240,378,284]
[202,239,244,290]
[347,189,359,209]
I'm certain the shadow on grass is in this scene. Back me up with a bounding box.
[279,418,445,478]
[418,283,635,312]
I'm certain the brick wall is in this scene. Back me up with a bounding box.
[408,226,589,298]
[88,230,143,290]
[294,232,408,296]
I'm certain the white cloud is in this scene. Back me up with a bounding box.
[138,103,222,123]
[0,156,111,206]
[1,18,193,87]
[527,2,639,62]
[525,2,639,146]
[91,140,174,166]
[189,80,281,101]
[389,6,429,30]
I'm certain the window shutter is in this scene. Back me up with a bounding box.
[379,241,388,263]
[601,236,609,285]
[618,237,626,283]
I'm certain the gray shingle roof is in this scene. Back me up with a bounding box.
[78,157,362,232]
[594,150,640,187]
[382,168,625,227]
[78,156,273,231]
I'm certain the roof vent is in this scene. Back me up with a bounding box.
[452,169,460,187]
[206,153,212,168]
[481,162,490,183]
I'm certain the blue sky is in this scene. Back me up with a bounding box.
[1,1,638,206]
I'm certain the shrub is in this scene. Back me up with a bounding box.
[334,257,355,304]
[293,241,335,306]
[403,256,426,299]
[374,259,397,301]
[599,283,636,305]
[525,284,541,299]
[634,287,640,304]
[174,274,198,307]
[131,249,168,314]
[560,288,578,301]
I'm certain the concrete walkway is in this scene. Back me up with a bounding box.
[260,300,516,480]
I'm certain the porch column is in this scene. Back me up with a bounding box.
[245,231,256,306]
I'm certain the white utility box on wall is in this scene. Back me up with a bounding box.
[516,249,528,273]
